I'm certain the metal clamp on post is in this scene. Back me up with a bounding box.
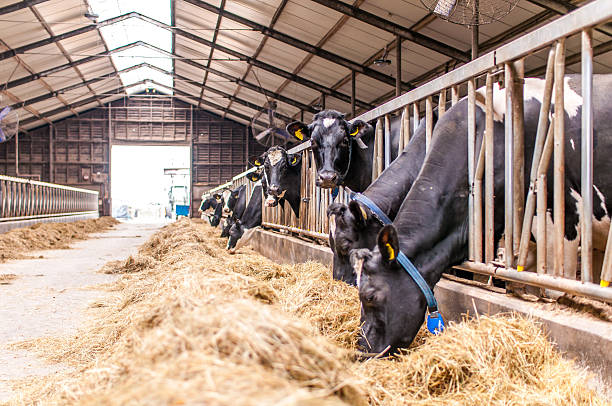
[349,191,445,334]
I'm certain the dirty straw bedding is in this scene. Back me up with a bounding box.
[6,219,607,405]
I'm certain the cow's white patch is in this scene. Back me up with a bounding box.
[593,185,608,217]
[353,257,364,288]
[475,77,583,123]
[268,149,284,166]
[570,138,575,151]
[222,190,231,211]
[323,118,336,128]
[329,214,337,237]
[265,195,276,207]
[235,227,256,250]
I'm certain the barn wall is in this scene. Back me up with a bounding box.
[0,96,266,216]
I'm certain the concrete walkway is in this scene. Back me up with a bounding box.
[0,221,162,402]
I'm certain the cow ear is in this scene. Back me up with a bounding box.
[247,171,262,182]
[287,153,301,167]
[348,120,370,138]
[377,225,399,263]
[348,200,369,230]
[287,121,310,142]
[253,152,266,167]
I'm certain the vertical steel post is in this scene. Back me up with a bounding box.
[412,102,419,135]
[504,63,514,268]
[426,96,433,153]
[402,105,410,148]
[485,73,495,263]
[581,28,594,283]
[553,39,566,277]
[439,88,446,118]
[451,85,459,106]
[384,114,391,168]
[517,47,555,271]
[399,107,406,153]
[49,125,54,183]
[513,59,525,253]
[396,35,402,98]
[468,78,476,261]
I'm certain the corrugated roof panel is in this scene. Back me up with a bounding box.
[234,87,268,108]
[224,0,280,27]
[214,19,265,57]
[274,1,343,45]
[18,43,69,72]
[208,58,248,80]
[240,68,286,93]
[28,96,67,113]
[0,59,31,84]
[256,37,310,73]
[0,8,47,48]
[175,80,202,97]
[90,77,123,93]
[34,0,90,36]
[58,30,106,56]
[9,80,51,101]
[321,18,394,65]
[201,73,237,95]
[77,59,115,80]
[175,36,213,61]
[175,1,217,43]
[278,81,322,106]
[298,55,351,89]
[174,62,205,82]
[43,73,84,91]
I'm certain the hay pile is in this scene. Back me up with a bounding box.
[0,217,118,262]
[6,219,608,406]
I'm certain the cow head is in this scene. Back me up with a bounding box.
[227,219,244,251]
[254,146,301,207]
[327,201,382,285]
[220,216,235,238]
[199,196,218,212]
[286,110,371,188]
[351,225,426,355]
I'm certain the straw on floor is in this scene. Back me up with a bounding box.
[6,218,607,406]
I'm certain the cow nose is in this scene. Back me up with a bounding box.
[318,171,338,187]
[269,184,280,195]
[223,207,230,213]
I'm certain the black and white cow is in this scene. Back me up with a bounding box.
[327,112,435,285]
[220,185,247,238]
[227,173,264,251]
[207,196,224,227]
[254,146,302,217]
[199,194,220,213]
[222,185,244,214]
[286,110,402,192]
[351,75,612,354]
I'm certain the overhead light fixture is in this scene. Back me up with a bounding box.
[374,45,392,66]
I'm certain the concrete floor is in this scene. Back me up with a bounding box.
[0,221,162,402]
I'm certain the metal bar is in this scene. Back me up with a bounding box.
[0,211,98,222]
[384,114,391,168]
[468,78,476,261]
[426,96,433,153]
[474,134,485,263]
[438,88,446,117]
[402,105,410,148]
[537,174,548,275]
[261,222,329,241]
[374,118,384,179]
[553,39,566,278]
[307,0,470,62]
[452,85,459,106]
[455,261,612,304]
[412,103,419,135]
[581,28,594,283]
[513,59,525,253]
[504,63,514,267]
[484,73,495,263]
[517,47,555,271]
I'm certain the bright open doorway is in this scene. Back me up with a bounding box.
[111,145,190,221]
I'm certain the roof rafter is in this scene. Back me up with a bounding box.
[183,0,418,90]
[197,0,225,109]
[0,0,52,16]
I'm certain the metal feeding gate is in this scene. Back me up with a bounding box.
[206,0,612,304]
[0,175,99,222]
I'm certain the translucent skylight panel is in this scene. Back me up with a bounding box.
[89,0,173,94]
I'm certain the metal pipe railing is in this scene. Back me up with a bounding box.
[0,175,98,222]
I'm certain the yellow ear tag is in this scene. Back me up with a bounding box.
[359,206,368,220]
[517,265,524,272]
[601,280,610,288]
[295,128,304,140]
[349,128,359,136]
[385,243,395,260]
[291,157,297,165]
[254,159,261,166]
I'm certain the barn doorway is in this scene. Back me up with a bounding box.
[110,145,190,221]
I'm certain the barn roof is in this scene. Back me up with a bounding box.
[1,0,611,132]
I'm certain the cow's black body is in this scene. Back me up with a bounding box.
[227,184,263,250]
[199,196,218,212]
[207,198,223,227]
[328,113,435,285]
[256,146,302,217]
[354,74,612,354]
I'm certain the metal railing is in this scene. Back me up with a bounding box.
[0,175,99,222]
[204,0,612,303]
